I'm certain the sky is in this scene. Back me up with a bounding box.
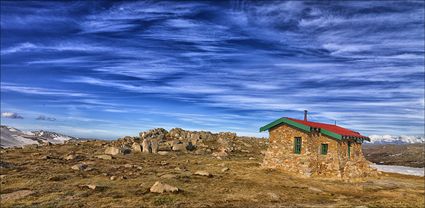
[1,0,424,139]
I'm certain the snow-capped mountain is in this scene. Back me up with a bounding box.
[0,125,77,148]
[367,135,424,144]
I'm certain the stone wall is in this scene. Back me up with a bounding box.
[262,124,377,178]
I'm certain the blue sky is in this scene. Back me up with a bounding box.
[1,1,424,139]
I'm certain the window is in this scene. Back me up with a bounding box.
[320,144,328,155]
[347,141,351,159]
[294,137,302,154]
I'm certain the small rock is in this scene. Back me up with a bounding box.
[87,184,97,190]
[160,161,168,166]
[221,167,230,172]
[157,151,169,155]
[41,155,52,160]
[65,154,77,160]
[150,181,179,193]
[123,164,133,168]
[194,170,212,177]
[71,163,87,171]
[267,192,279,202]
[79,184,106,191]
[249,157,255,160]
[95,154,113,160]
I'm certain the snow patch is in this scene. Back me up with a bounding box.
[371,164,424,177]
[368,135,424,144]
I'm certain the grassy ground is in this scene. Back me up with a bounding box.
[1,141,424,207]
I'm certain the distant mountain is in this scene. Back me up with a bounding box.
[367,135,424,144]
[0,125,77,148]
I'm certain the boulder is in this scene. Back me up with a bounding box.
[132,143,142,152]
[105,147,121,155]
[151,140,159,154]
[172,142,187,151]
[142,139,150,153]
[150,181,179,193]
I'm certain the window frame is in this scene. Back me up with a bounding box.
[320,143,328,155]
[294,137,302,154]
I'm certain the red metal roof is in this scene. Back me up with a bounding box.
[286,117,368,138]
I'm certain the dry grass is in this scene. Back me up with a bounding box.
[1,141,424,207]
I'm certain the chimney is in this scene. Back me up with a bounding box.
[304,110,308,121]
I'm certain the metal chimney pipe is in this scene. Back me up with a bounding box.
[304,110,308,121]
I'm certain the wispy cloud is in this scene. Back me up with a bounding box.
[1,1,424,137]
[1,83,89,97]
[1,112,23,119]
[36,115,56,121]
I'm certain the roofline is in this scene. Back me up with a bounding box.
[259,117,370,142]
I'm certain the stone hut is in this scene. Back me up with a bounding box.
[260,113,376,178]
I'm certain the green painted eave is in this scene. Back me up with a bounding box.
[320,129,342,140]
[259,118,311,133]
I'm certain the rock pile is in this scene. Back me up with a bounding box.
[104,127,266,158]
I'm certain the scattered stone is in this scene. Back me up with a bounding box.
[157,151,169,155]
[131,143,142,152]
[71,163,87,171]
[221,167,230,172]
[110,176,117,181]
[0,190,34,202]
[65,154,76,160]
[194,170,213,177]
[249,157,255,160]
[150,181,179,193]
[95,154,113,160]
[160,161,168,166]
[79,184,106,191]
[41,155,52,160]
[123,164,133,168]
[267,192,279,202]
